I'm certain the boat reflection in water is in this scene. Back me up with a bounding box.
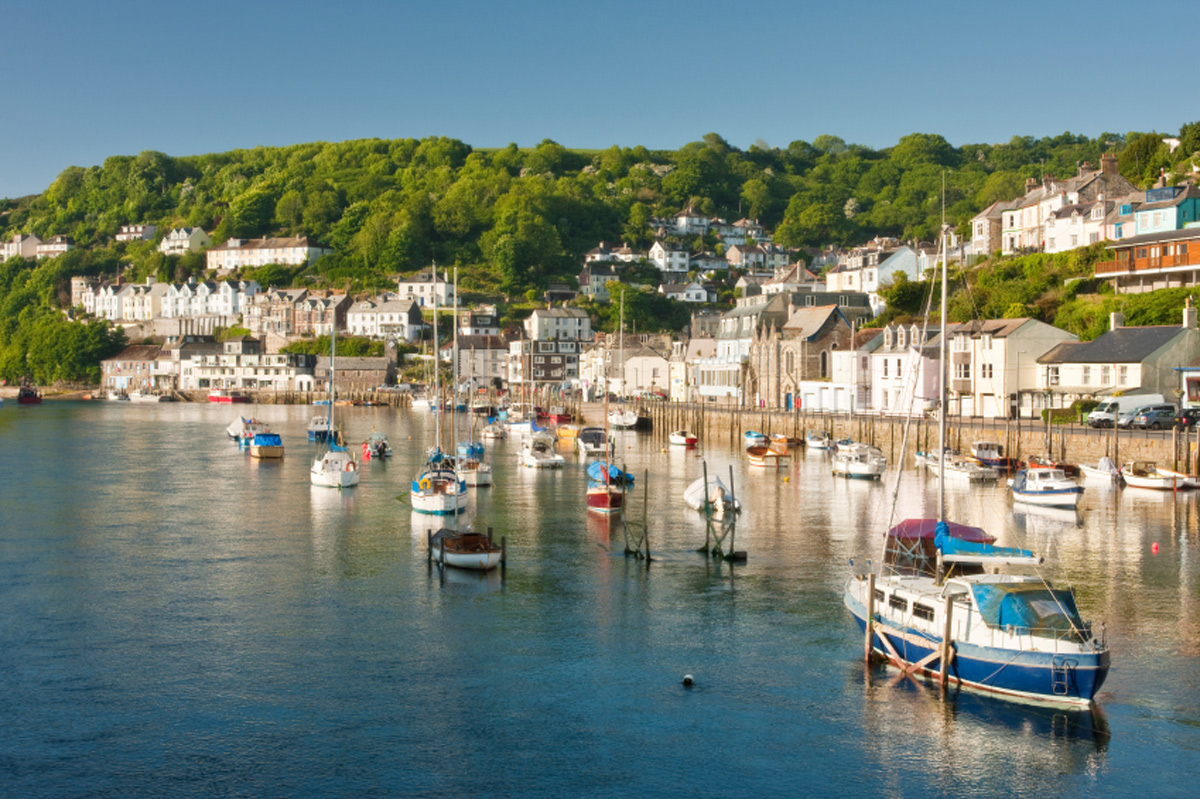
[860,671,1111,757]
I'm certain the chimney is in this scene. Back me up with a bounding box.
[1078,161,1092,177]
[1101,153,1118,176]
[1025,177,1038,194]
[1110,311,1124,331]
[1184,296,1198,330]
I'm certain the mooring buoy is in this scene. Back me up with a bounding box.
[682,674,694,687]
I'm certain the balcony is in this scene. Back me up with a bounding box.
[1095,249,1200,276]
[951,378,972,393]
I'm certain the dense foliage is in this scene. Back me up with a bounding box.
[0,254,126,384]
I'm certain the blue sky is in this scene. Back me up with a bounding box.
[1,0,1193,198]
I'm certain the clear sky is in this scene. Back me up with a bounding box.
[1,0,1193,199]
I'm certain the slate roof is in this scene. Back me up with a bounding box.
[781,305,844,339]
[1038,326,1182,364]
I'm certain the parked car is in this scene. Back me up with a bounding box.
[1129,404,1178,430]
[1175,407,1200,429]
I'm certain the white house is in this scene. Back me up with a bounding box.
[525,306,591,342]
[36,235,73,259]
[159,227,212,255]
[658,279,708,303]
[396,270,454,307]
[649,240,690,274]
[347,297,424,341]
[116,224,157,242]
[206,236,331,271]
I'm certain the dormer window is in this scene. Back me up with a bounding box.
[897,329,906,348]
[884,329,893,348]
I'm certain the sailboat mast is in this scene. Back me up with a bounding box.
[432,266,441,452]
[937,219,949,522]
[452,266,458,448]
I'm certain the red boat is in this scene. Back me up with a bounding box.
[208,389,249,403]
[17,385,42,404]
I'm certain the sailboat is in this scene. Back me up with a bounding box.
[310,328,359,488]
[587,346,625,514]
[842,221,1109,706]
[451,269,492,488]
[607,291,638,430]
[412,276,467,515]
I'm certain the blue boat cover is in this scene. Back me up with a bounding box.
[253,433,282,446]
[586,461,634,485]
[457,441,484,459]
[971,583,1085,633]
[935,521,1032,560]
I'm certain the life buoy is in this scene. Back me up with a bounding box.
[345,461,357,472]
[419,478,431,491]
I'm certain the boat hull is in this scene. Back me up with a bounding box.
[844,588,1108,706]
[1012,487,1083,508]
[250,445,285,459]
[587,486,624,514]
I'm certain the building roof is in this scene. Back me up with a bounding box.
[781,305,845,339]
[1038,326,1184,364]
[209,235,328,252]
[105,344,161,362]
[1137,185,1200,212]
[1103,226,1200,250]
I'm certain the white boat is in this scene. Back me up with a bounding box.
[362,431,391,460]
[1010,468,1083,508]
[107,390,129,401]
[832,443,887,480]
[683,474,741,518]
[430,528,503,571]
[129,390,170,402]
[455,440,492,487]
[520,432,564,469]
[928,457,999,483]
[669,430,698,447]
[608,409,638,429]
[805,431,833,450]
[1078,457,1120,482]
[843,226,1109,708]
[576,426,608,456]
[307,414,332,442]
[481,422,506,441]
[914,447,958,467]
[412,286,466,514]
[411,395,433,412]
[744,430,767,447]
[310,330,359,489]
[226,415,268,443]
[1120,461,1200,490]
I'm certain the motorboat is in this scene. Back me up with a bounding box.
[744,430,767,447]
[411,395,433,412]
[362,431,392,460]
[832,443,887,480]
[683,474,741,518]
[547,405,573,424]
[577,426,608,456]
[249,432,284,459]
[915,447,959,467]
[608,409,638,429]
[455,439,492,487]
[307,414,332,442]
[1078,457,1120,483]
[556,423,581,442]
[805,431,833,450]
[107,390,129,401]
[208,389,248,403]
[586,461,631,515]
[429,528,503,571]
[1120,461,1199,490]
[669,430,698,447]
[928,457,999,483]
[1010,468,1083,508]
[970,441,1020,472]
[226,415,269,445]
[481,421,506,441]
[129,390,171,402]
[520,432,564,469]
[17,385,42,404]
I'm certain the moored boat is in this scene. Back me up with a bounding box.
[1120,460,1199,490]
[208,389,249,403]
[669,430,698,447]
[747,436,790,468]
[577,426,608,456]
[17,385,42,404]
[1078,457,1119,482]
[928,457,999,483]
[971,441,1020,472]
[832,443,887,480]
[1010,468,1083,508]
[430,528,503,571]
[805,430,833,450]
[520,431,564,469]
[744,430,767,447]
[249,432,284,459]
[608,409,637,430]
[362,431,392,460]
[310,330,358,489]
[683,474,741,518]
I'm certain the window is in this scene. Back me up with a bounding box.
[1071,235,1078,247]
[1048,366,1060,386]
[1083,366,1091,384]
[534,356,545,364]
[896,358,902,377]
[954,363,971,380]
[1101,365,1111,384]
[1089,232,1100,244]
[912,604,935,622]
[981,364,993,379]
[1118,365,1128,385]
[888,594,908,612]
[883,359,889,378]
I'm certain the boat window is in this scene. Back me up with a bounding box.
[872,589,884,605]
[888,594,908,612]
[912,603,935,622]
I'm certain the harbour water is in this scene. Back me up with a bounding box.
[1,401,1198,797]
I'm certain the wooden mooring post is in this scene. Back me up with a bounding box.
[864,573,876,663]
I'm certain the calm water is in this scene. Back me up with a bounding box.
[1,401,1198,797]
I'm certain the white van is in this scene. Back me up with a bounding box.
[1087,394,1166,428]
